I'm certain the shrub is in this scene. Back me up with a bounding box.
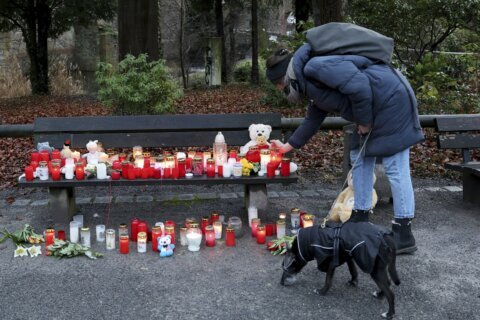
[96,54,182,114]
[233,59,267,84]
[260,81,291,108]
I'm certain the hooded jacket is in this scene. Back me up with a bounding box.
[287,43,424,157]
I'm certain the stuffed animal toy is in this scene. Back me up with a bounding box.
[60,139,72,159]
[82,140,100,165]
[157,235,175,257]
[328,172,378,223]
[240,124,272,154]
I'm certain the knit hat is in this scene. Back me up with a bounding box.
[266,48,292,83]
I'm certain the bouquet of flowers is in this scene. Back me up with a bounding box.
[240,158,260,176]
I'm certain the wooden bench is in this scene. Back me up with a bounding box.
[435,115,480,205]
[18,113,298,223]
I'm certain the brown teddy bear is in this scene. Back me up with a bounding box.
[328,172,378,223]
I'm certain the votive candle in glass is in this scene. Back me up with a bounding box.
[165,226,175,245]
[106,229,116,250]
[225,226,235,247]
[75,162,85,180]
[256,224,266,244]
[128,164,136,180]
[251,218,261,238]
[51,149,61,160]
[57,230,66,241]
[119,235,129,254]
[203,151,211,171]
[152,226,162,252]
[118,223,128,237]
[267,162,276,178]
[260,149,271,172]
[40,150,50,162]
[290,209,301,234]
[186,223,202,252]
[193,157,203,176]
[24,166,34,181]
[130,218,140,241]
[132,146,143,159]
[227,216,243,238]
[80,227,91,248]
[281,157,291,177]
[205,225,216,247]
[134,155,144,169]
[178,158,186,178]
[213,221,222,240]
[45,228,55,256]
[96,224,106,242]
[302,214,314,228]
[70,221,80,243]
[201,216,209,235]
[206,158,216,177]
[276,219,286,239]
[121,161,130,179]
[137,232,147,253]
[210,211,219,224]
[37,161,48,181]
[180,227,188,246]
[137,221,148,239]
[31,151,41,162]
[111,171,120,180]
[73,214,84,228]
[265,223,274,237]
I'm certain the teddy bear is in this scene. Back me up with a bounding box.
[240,124,272,154]
[328,172,378,223]
[82,140,100,165]
[60,139,72,159]
[157,235,175,257]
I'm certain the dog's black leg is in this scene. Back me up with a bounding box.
[371,264,395,319]
[346,259,358,287]
[314,262,335,296]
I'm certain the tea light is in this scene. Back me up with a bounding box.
[73,215,84,228]
[69,221,80,243]
[106,229,115,250]
[276,219,286,239]
[205,225,216,247]
[137,232,147,253]
[180,227,188,246]
[45,228,55,256]
[260,149,271,172]
[213,221,222,239]
[256,224,266,244]
[302,214,314,228]
[119,235,129,254]
[80,227,91,247]
[96,224,106,242]
[251,218,261,238]
[152,226,162,252]
[279,212,287,220]
[225,226,235,247]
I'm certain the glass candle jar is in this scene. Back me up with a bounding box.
[193,157,203,176]
[222,163,232,178]
[276,219,286,239]
[164,156,175,169]
[37,161,49,181]
[281,157,291,177]
[69,221,80,243]
[50,161,61,181]
[119,235,129,254]
[106,229,116,250]
[45,228,55,256]
[185,217,197,229]
[265,223,274,237]
[302,214,314,228]
[121,161,130,179]
[24,166,34,181]
[80,227,91,247]
[118,223,128,237]
[290,209,301,234]
[96,224,106,242]
[130,218,140,242]
[132,146,143,159]
[152,226,162,252]
[203,151,211,171]
[251,218,261,238]
[180,227,188,246]
[137,221,148,239]
[206,158,216,177]
[186,223,202,252]
[260,149,271,172]
[177,158,186,178]
[75,161,85,180]
[201,216,209,235]
[227,216,243,238]
[134,155,144,169]
[137,232,147,253]
[210,212,219,224]
[143,152,151,169]
[225,226,235,247]
[205,225,215,247]
[73,214,84,227]
[213,221,222,240]
[165,226,175,245]
[256,224,266,244]
[57,230,66,241]
[64,162,75,180]
[248,207,258,227]
[233,162,242,178]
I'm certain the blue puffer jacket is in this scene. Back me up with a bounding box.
[287,43,424,157]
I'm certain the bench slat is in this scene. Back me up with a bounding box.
[435,116,480,132]
[35,130,283,149]
[18,173,298,188]
[437,134,480,149]
[34,113,282,133]
[445,162,480,173]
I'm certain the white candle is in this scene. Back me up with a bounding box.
[69,221,80,243]
[213,221,222,239]
[276,220,286,239]
[222,163,232,178]
[73,215,84,228]
[186,232,202,252]
[248,206,258,227]
[80,227,91,247]
[96,224,106,242]
[65,164,74,180]
[96,163,108,179]
[106,229,116,250]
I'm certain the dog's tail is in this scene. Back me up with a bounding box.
[385,235,401,286]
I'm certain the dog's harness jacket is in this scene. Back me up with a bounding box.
[297,222,392,273]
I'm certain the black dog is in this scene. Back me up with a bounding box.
[281,222,400,319]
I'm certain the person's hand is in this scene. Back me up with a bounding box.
[271,140,294,154]
[357,124,371,135]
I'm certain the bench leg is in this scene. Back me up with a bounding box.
[462,172,480,205]
[245,184,268,211]
[48,187,76,224]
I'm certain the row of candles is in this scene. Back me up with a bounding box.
[23,144,291,182]
[43,209,315,255]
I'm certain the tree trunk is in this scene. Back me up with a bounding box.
[250,0,259,85]
[179,0,187,89]
[295,0,310,32]
[228,12,238,82]
[215,0,227,84]
[314,0,343,25]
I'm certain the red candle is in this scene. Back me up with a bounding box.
[113,161,122,171]
[24,166,34,181]
[163,167,172,179]
[75,162,85,180]
[31,151,41,163]
[137,221,148,241]
[143,157,151,169]
[121,161,130,179]
[165,226,175,245]
[40,151,50,162]
[205,225,216,247]
[229,150,237,160]
[217,165,223,177]
[178,159,186,178]
[119,235,129,254]
[201,216,209,235]
[153,169,162,179]
[51,164,61,181]
[57,230,66,241]
[118,153,127,162]
[134,167,142,178]
[270,148,283,168]
[130,218,140,241]
[281,157,291,177]
[111,171,120,180]
[300,211,306,228]
[51,149,61,160]
[172,166,180,179]
[246,147,261,163]
[152,226,162,252]
[267,162,276,178]
[210,212,219,224]
[128,164,136,180]
[30,161,39,171]
[147,167,154,179]
[251,218,261,238]
[256,225,266,244]
[265,223,274,237]
[45,228,55,256]
[185,157,193,172]
[225,226,235,247]
[141,168,149,179]
[206,159,215,177]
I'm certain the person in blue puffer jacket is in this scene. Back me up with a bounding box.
[266,44,424,254]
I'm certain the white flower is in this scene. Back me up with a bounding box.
[14,245,28,258]
[27,245,42,257]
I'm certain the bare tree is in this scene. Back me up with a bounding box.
[311,0,343,26]
[251,0,259,85]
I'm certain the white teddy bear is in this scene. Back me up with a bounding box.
[82,140,100,165]
[240,124,272,154]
